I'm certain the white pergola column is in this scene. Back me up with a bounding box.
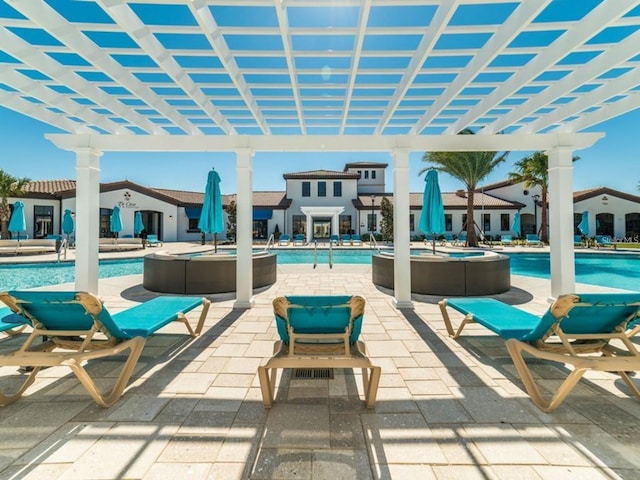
[74,148,102,293]
[306,215,313,243]
[235,148,254,309]
[392,149,413,309]
[548,147,576,297]
[331,214,339,237]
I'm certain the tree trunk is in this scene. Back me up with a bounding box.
[540,188,548,243]
[466,190,477,247]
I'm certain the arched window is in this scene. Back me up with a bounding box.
[595,213,613,236]
[625,212,640,241]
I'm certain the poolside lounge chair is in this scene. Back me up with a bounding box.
[439,293,640,412]
[454,232,467,246]
[293,234,305,246]
[146,234,162,247]
[0,307,28,336]
[278,234,290,246]
[595,235,615,249]
[329,234,339,245]
[525,234,543,246]
[574,235,585,247]
[351,234,363,246]
[500,234,514,246]
[441,233,454,246]
[0,291,210,407]
[258,295,380,409]
[340,234,351,246]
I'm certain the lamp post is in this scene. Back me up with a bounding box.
[370,194,375,236]
[532,194,540,235]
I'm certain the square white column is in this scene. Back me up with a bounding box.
[235,149,254,309]
[392,149,413,309]
[74,148,102,293]
[548,147,576,297]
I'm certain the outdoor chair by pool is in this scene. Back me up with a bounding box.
[574,235,585,247]
[258,295,381,409]
[525,234,543,246]
[439,293,640,412]
[441,233,454,246]
[293,234,305,246]
[145,234,162,247]
[0,291,210,407]
[454,232,467,246]
[340,234,351,245]
[329,234,339,245]
[500,234,514,246]
[0,307,28,336]
[595,235,615,249]
[278,234,290,246]
[351,234,363,245]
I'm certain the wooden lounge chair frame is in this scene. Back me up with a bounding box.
[439,294,640,412]
[258,295,381,409]
[0,291,210,407]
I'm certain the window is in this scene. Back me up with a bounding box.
[483,213,491,232]
[333,181,342,197]
[188,218,199,230]
[33,205,54,238]
[339,215,352,234]
[368,213,377,232]
[596,212,614,236]
[292,215,306,236]
[409,214,415,231]
[317,181,326,197]
[253,220,268,239]
[364,171,369,179]
[99,208,112,238]
[302,181,310,197]
[372,170,376,179]
[445,214,452,231]
[500,214,510,231]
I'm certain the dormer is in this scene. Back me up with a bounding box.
[344,162,387,195]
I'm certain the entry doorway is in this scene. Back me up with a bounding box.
[139,210,163,239]
[313,218,331,239]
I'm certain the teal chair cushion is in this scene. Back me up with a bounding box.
[276,295,363,344]
[0,306,28,332]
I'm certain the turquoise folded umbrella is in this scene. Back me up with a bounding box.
[198,169,224,252]
[419,170,445,254]
[62,209,74,235]
[8,201,26,242]
[512,211,521,235]
[110,205,123,238]
[134,211,145,235]
[578,211,589,236]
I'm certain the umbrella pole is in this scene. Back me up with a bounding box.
[214,233,217,253]
[432,235,436,255]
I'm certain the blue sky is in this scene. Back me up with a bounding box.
[1,105,639,196]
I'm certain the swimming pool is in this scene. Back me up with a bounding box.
[0,250,638,292]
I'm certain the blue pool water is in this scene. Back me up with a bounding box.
[0,250,638,292]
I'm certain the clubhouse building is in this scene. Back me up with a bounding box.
[7,162,640,243]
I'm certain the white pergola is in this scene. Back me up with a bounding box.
[2,1,639,307]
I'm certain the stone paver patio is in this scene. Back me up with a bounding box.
[1,256,639,479]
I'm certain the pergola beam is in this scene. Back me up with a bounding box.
[46,132,604,153]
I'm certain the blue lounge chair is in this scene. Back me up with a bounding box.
[146,234,162,247]
[329,234,339,245]
[500,234,513,246]
[0,307,28,336]
[595,235,614,249]
[455,232,467,246]
[441,233,454,246]
[293,234,305,245]
[278,234,290,246]
[439,293,640,412]
[351,234,363,246]
[574,235,585,247]
[525,234,542,246]
[258,295,380,409]
[0,291,210,407]
[340,234,351,245]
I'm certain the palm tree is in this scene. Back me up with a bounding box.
[508,151,579,243]
[0,169,30,239]
[421,129,509,247]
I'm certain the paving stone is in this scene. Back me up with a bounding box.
[312,449,372,480]
[251,448,312,480]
